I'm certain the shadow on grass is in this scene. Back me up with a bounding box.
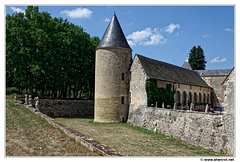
[54,115,94,119]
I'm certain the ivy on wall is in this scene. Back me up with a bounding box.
[146,79,175,107]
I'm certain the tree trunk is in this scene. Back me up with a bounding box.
[68,86,71,98]
[74,91,78,99]
[63,83,68,99]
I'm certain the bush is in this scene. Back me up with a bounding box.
[6,87,18,95]
[146,79,175,107]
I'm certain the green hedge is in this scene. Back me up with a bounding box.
[6,87,18,95]
[146,79,175,107]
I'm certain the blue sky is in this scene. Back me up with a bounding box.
[6,5,234,69]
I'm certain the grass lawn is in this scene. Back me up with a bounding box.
[56,116,225,156]
[5,99,99,156]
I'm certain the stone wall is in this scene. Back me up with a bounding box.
[221,68,234,112]
[128,107,234,155]
[129,55,148,113]
[220,68,235,155]
[38,99,94,117]
[201,76,227,106]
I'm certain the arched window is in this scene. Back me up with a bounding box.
[203,93,206,104]
[199,93,202,104]
[188,92,192,104]
[175,91,181,104]
[194,92,197,104]
[182,91,187,105]
[207,94,210,104]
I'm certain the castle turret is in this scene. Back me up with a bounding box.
[94,13,132,123]
[182,59,192,70]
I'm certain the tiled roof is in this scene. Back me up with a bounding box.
[136,54,211,88]
[195,69,232,76]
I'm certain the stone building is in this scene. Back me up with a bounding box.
[94,13,234,154]
[182,60,232,107]
[94,13,132,123]
[195,69,232,107]
[129,54,213,113]
[94,13,233,121]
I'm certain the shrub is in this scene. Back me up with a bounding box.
[146,79,175,107]
[6,87,18,95]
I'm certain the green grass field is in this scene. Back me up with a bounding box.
[56,117,226,156]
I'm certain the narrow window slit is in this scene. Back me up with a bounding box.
[121,96,124,104]
[122,73,125,81]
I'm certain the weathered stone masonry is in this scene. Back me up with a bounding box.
[15,95,94,118]
[128,107,233,155]
[127,53,234,155]
[196,69,232,107]
[38,99,94,118]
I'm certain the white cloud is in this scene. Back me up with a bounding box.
[202,34,213,38]
[224,28,233,32]
[60,8,92,19]
[175,30,183,36]
[126,27,166,46]
[104,18,110,22]
[10,7,25,13]
[210,56,227,63]
[127,27,152,43]
[127,40,136,47]
[143,33,166,46]
[164,23,180,34]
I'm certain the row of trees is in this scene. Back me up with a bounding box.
[6,6,207,99]
[6,6,100,99]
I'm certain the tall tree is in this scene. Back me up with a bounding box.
[188,45,207,70]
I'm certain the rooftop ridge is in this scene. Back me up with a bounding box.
[135,54,211,88]
[136,54,194,72]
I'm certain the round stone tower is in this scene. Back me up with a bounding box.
[94,13,132,123]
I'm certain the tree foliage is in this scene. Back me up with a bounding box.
[188,45,207,70]
[6,6,100,99]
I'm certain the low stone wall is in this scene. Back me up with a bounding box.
[128,106,234,155]
[38,99,94,117]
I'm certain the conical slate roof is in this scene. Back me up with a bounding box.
[96,13,131,50]
[182,59,192,70]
